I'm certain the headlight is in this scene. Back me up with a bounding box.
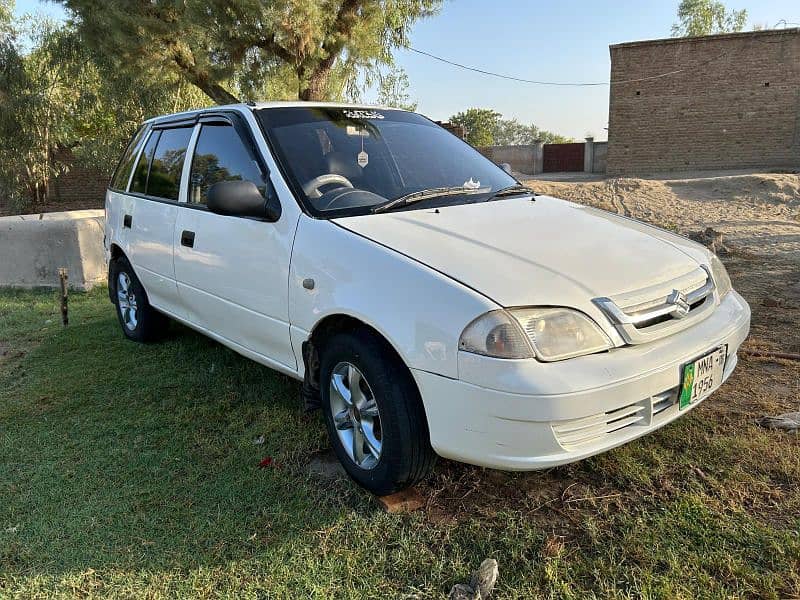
[511,307,613,361]
[459,310,534,359]
[709,254,732,299]
[459,307,613,362]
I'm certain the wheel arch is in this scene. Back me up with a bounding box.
[107,243,127,302]
[109,243,125,262]
[300,312,428,425]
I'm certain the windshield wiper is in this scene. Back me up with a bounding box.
[372,185,487,214]
[484,184,536,202]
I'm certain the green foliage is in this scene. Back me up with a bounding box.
[449,108,501,147]
[492,117,571,145]
[59,0,442,104]
[375,67,417,111]
[0,14,89,208]
[0,6,206,211]
[671,0,748,37]
[0,0,12,33]
[69,54,207,175]
[449,108,570,147]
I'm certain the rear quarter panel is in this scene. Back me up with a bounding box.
[104,189,137,261]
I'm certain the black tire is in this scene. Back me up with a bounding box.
[320,328,436,495]
[110,255,169,343]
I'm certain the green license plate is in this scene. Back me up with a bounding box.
[679,346,727,409]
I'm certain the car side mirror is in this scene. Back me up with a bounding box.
[499,163,513,175]
[206,180,281,222]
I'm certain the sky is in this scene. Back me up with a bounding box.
[14,0,800,141]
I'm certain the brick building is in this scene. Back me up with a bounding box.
[607,28,800,175]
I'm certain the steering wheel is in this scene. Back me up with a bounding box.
[303,174,354,198]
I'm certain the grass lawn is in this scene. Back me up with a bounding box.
[1,287,798,598]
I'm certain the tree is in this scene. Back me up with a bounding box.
[0,3,205,210]
[449,108,501,147]
[449,108,570,147]
[374,67,417,111]
[492,117,570,145]
[59,0,442,104]
[671,0,747,37]
[0,12,88,207]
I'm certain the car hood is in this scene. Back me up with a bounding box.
[333,195,705,310]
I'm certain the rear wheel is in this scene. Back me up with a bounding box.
[110,255,169,342]
[320,329,436,495]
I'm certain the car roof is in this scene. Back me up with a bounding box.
[144,101,408,125]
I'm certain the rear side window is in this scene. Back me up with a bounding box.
[146,127,193,201]
[110,126,147,191]
[130,132,159,194]
[189,124,266,205]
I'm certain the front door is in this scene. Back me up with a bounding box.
[173,119,297,371]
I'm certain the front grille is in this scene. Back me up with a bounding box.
[552,387,679,451]
[593,267,716,344]
[633,298,706,329]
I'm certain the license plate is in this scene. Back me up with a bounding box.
[679,346,727,409]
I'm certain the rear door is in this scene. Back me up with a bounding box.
[106,125,148,263]
[173,114,297,370]
[125,124,195,317]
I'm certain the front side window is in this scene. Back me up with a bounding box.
[146,127,193,201]
[189,123,266,205]
[256,107,518,217]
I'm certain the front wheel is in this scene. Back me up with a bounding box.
[320,329,436,495]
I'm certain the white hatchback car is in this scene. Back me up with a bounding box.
[105,102,750,495]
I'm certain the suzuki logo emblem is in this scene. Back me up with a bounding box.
[666,289,690,319]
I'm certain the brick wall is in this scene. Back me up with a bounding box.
[0,149,109,216]
[50,149,109,209]
[607,28,800,175]
[592,141,608,173]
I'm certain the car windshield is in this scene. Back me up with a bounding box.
[256,107,520,217]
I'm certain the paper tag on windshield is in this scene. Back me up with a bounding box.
[346,126,370,137]
[357,151,369,168]
[463,177,481,189]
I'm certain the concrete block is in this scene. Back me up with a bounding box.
[0,209,106,290]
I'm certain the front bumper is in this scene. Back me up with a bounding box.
[413,291,751,470]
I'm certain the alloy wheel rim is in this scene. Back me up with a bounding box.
[329,361,382,470]
[117,272,138,331]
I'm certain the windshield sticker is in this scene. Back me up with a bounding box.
[357,151,369,168]
[343,109,385,120]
